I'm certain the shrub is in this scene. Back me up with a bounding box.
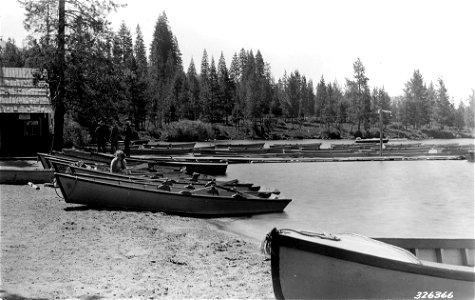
[162,120,215,141]
[321,128,341,139]
[63,115,90,148]
[421,129,456,139]
[353,130,363,139]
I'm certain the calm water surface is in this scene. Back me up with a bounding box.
[214,160,474,241]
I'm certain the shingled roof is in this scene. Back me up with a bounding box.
[0,67,52,114]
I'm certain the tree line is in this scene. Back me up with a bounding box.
[1,1,473,147]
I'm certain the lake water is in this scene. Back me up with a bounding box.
[214,159,474,242]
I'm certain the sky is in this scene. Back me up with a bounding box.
[1,0,474,105]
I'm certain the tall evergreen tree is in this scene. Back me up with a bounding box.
[325,82,338,125]
[315,76,327,124]
[19,0,122,149]
[131,24,148,128]
[199,49,211,121]
[436,78,454,128]
[345,58,371,132]
[217,53,235,123]
[454,103,465,131]
[402,70,429,129]
[0,38,24,67]
[149,12,182,125]
[371,87,391,125]
[426,82,437,126]
[183,59,200,120]
[112,22,136,118]
[283,71,303,118]
[465,90,475,130]
[208,57,221,122]
[331,81,347,125]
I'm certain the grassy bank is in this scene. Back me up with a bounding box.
[64,117,475,146]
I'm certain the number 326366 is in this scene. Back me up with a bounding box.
[414,291,453,299]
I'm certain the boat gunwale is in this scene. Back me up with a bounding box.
[54,172,292,204]
[50,161,256,190]
[271,230,475,286]
[48,160,249,188]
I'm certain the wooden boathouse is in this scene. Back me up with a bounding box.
[0,67,52,157]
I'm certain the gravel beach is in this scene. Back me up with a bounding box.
[0,184,274,299]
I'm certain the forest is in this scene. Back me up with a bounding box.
[1,0,474,146]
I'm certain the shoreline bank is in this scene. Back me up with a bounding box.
[0,184,274,299]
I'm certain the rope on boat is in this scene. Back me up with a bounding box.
[261,228,341,258]
[261,228,275,258]
[282,228,341,241]
[52,178,64,200]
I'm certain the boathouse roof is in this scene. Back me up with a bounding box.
[0,67,52,114]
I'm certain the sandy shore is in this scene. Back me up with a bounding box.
[0,184,274,299]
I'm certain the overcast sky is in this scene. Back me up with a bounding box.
[1,0,474,104]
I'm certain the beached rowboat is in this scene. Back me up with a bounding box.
[50,160,266,194]
[54,173,291,216]
[263,228,474,299]
[57,149,228,175]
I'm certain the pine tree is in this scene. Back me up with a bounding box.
[436,78,454,128]
[402,70,429,129]
[325,82,337,125]
[426,82,437,126]
[149,12,182,125]
[345,58,371,132]
[217,53,235,123]
[0,39,24,67]
[132,25,148,128]
[465,90,475,130]
[185,59,200,120]
[199,49,211,121]
[316,76,327,124]
[19,0,122,149]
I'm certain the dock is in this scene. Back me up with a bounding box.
[0,159,53,184]
[193,155,466,164]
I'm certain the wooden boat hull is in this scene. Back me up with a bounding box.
[215,142,265,150]
[50,160,260,192]
[129,148,192,155]
[355,138,389,144]
[467,151,474,162]
[149,160,228,175]
[58,149,228,175]
[265,228,475,300]
[55,173,291,217]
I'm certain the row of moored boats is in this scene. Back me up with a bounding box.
[122,139,475,159]
[36,147,474,299]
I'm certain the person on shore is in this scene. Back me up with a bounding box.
[123,121,133,157]
[94,121,108,153]
[110,123,121,154]
[110,150,129,174]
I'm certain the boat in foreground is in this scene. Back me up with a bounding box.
[54,173,291,217]
[263,228,474,299]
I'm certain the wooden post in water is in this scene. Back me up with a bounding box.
[379,109,383,157]
[379,109,392,157]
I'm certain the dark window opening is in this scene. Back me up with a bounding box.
[24,120,41,136]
